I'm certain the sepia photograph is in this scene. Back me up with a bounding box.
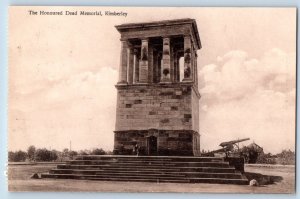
[8,6,296,193]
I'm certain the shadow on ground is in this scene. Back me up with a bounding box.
[244,172,283,185]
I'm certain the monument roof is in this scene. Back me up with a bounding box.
[115,18,201,49]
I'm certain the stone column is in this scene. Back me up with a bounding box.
[195,52,198,87]
[191,46,195,82]
[128,47,134,85]
[182,35,192,82]
[148,44,153,83]
[133,49,139,83]
[160,37,171,83]
[170,45,174,82]
[174,52,179,82]
[117,40,128,84]
[157,52,162,83]
[153,50,159,83]
[139,38,149,83]
[177,56,180,82]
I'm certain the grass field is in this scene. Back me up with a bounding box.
[7,163,295,193]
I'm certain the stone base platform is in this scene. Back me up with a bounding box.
[114,130,200,156]
[41,155,248,185]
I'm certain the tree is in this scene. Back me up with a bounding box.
[69,151,78,159]
[8,150,27,162]
[62,148,69,157]
[50,150,58,161]
[35,148,58,161]
[27,145,36,161]
[91,148,106,155]
[79,149,91,155]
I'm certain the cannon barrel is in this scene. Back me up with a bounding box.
[202,148,226,155]
[219,138,250,147]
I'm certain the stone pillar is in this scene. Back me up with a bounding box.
[133,49,139,83]
[157,52,162,83]
[177,56,180,82]
[174,52,179,82]
[160,37,171,83]
[153,50,159,83]
[139,38,149,83]
[128,47,134,85]
[170,45,174,82]
[117,40,128,84]
[195,52,198,87]
[183,35,192,82]
[191,47,195,82]
[148,44,153,83]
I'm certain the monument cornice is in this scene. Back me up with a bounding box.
[116,18,201,50]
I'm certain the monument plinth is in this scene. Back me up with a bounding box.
[114,19,202,156]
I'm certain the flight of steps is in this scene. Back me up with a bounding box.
[41,155,248,185]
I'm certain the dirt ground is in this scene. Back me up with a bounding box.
[6,164,295,193]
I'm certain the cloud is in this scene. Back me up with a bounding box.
[199,48,296,153]
[9,67,118,151]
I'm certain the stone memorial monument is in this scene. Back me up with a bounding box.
[114,19,201,156]
[41,19,248,185]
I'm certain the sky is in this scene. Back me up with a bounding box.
[9,7,296,153]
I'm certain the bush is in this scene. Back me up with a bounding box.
[8,150,27,162]
[276,149,295,165]
[256,152,277,164]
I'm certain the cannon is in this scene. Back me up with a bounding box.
[202,138,251,173]
[202,138,250,157]
[219,138,250,148]
[202,138,263,164]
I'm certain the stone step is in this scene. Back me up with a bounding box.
[90,177,248,185]
[50,169,185,177]
[41,173,187,180]
[74,155,223,162]
[49,169,241,179]
[67,160,175,166]
[58,164,183,169]
[67,160,229,167]
[49,169,242,179]
[41,155,247,185]
[87,177,190,183]
[74,159,224,164]
[52,168,180,174]
[95,167,236,173]
[57,164,181,171]
[89,177,248,185]
[95,172,242,179]
[56,165,236,173]
[41,173,248,185]
[188,178,248,185]
[75,156,172,161]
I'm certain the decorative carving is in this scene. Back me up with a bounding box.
[141,47,148,61]
[163,48,170,55]
[184,48,191,64]
[163,68,170,76]
[184,48,191,53]
[184,65,191,78]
